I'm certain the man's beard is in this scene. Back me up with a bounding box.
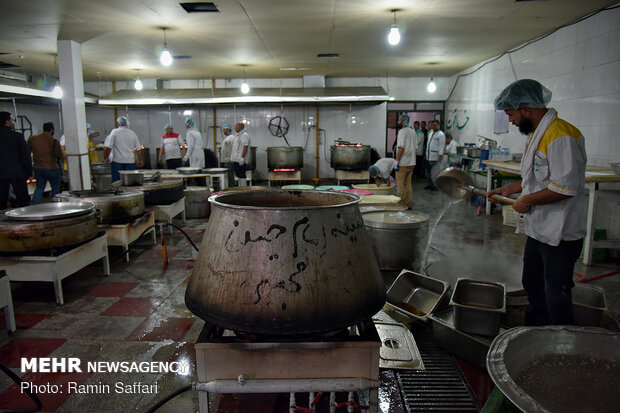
[518,117,534,135]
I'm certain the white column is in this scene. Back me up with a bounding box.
[57,39,91,190]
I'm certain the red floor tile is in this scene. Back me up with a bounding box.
[0,371,91,412]
[100,297,162,317]
[86,282,139,297]
[126,317,195,342]
[0,337,67,368]
[0,311,48,329]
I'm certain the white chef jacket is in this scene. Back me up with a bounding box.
[396,127,416,166]
[231,130,250,163]
[520,117,587,246]
[184,128,205,168]
[160,133,184,161]
[374,158,398,179]
[104,126,141,164]
[426,130,446,161]
[221,134,234,163]
[445,139,459,154]
[415,129,425,156]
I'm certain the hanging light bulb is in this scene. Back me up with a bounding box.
[240,67,250,93]
[427,77,437,93]
[387,10,401,46]
[52,82,63,99]
[134,69,143,90]
[160,28,173,66]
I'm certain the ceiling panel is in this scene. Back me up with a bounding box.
[0,0,615,81]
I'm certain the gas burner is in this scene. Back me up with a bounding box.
[272,168,297,172]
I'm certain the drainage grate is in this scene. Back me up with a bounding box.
[396,330,478,412]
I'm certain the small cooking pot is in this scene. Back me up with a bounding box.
[119,171,144,186]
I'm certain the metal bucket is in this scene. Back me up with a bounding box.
[330,145,371,170]
[362,210,429,271]
[184,186,211,219]
[185,189,385,336]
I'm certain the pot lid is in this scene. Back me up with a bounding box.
[120,179,184,191]
[362,210,429,229]
[55,190,144,202]
[177,167,203,174]
[4,202,96,221]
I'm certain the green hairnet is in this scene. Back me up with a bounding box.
[368,165,380,178]
[117,116,128,126]
[185,118,195,128]
[164,123,174,130]
[399,113,411,127]
[494,79,552,110]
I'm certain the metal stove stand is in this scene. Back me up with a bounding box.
[194,320,381,413]
[0,233,110,305]
[335,170,369,185]
[268,170,302,186]
[98,211,156,262]
[147,197,186,234]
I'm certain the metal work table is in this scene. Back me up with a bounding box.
[0,233,110,305]
[482,160,620,265]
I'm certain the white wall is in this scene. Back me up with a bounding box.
[445,6,620,240]
[116,103,386,180]
[445,7,620,167]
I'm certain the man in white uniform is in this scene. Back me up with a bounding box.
[230,122,250,187]
[424,120,446,190]
[368,157,398,187]
[183,118,205,168]
[394,114,416,209]
[158,124,185,169]
[103,116,143,182]
[488,79,586,325]
[220,124,235,187]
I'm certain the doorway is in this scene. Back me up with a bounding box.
[386,102,444,157]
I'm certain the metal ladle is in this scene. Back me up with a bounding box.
[435,167,515,205]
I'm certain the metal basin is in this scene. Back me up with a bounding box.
[266,146,304,170]
[54,190,145,224]
[386,270,449,322]
[487,326,620,413]
[185,189,385,336]
[450,278,506,337]
[330,145,371,170]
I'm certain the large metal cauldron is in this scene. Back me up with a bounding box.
[267,146,304,170]
[119,179,184,206]
[0,210,98,253]
[330,145,371,170]
[54,190,145,224]
[185,189,386,336]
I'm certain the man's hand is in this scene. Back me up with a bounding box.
[512,196,532,213]
[137,159,144,168]
[394,163,399,171]
[239,158,245,166]
[104,158,110,164]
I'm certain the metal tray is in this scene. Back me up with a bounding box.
[4,202,96,221]
[373,312,425,370]
[429,308,503,368]
[386,270,449,322]
[487,326,620,413]
[450,278,506,337]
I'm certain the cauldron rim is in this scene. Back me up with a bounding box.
[208,189,361,210]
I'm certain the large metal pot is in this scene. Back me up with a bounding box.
[54,190,145,224]
[0,210,98,253]
[185,190,386,336]
[184,186,211,219]
[266,146,304,170]
[245,146,257,170]
[362,211,429,271]
[330,145,371,170]
[119,179,184,206]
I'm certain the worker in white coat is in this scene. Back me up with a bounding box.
[183,118,205,168]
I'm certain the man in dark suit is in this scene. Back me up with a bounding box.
[0,111,32,209]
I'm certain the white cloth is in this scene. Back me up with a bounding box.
[445,139,458,154]
[415,129,425,156]
[104,126,141,164]
[518,109,587,246]
[426,130,446,161]
[184,128,205,168]
[221,134,234,163]
[396,127,416,166]
[160,133,184,161]
[373,158,398,179]
[231,130,250,163]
